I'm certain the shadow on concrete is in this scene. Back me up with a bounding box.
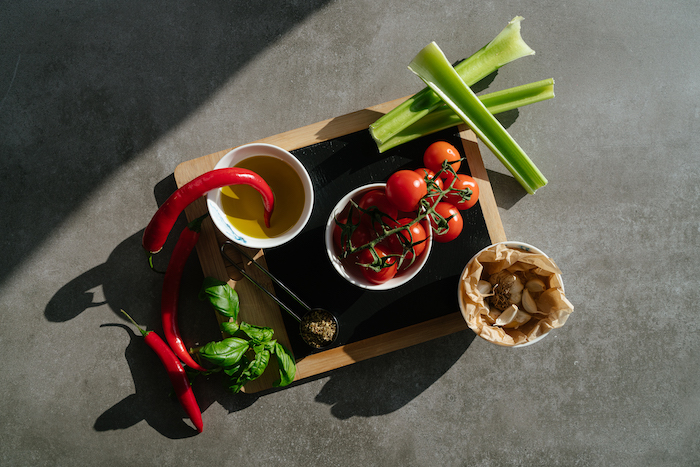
[45,220,273,437]
[486,168,528,209]
[16,1,328,436]
[94,323,262,437]
[93,324,233,438]
[0,0,332,289]
[314,331,475,419]
[43,223,217,437]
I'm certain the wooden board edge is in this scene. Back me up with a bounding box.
[458,127,507,244]
[294,312,468,379]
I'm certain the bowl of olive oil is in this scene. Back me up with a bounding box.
[207,143,314,249]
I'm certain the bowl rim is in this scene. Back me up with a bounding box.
[206,143,314,249]
[324,182,433,291]
[458,241,563,348]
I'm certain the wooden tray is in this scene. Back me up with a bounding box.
[174,96,506,393]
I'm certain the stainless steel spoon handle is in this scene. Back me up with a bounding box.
[220,241,308,321]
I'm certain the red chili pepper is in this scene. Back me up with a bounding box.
[142,168,275,255]
[121,310,204,433]
[162,214,208,372]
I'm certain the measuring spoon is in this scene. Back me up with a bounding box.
[220,241,339,350]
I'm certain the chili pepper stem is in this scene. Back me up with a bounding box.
[120,309,148,338]
[187,212,209,232]
[147,253,166,274]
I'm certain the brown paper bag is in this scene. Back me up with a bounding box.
[459,243,574,347]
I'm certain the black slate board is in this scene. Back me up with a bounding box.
[263,127,492,360]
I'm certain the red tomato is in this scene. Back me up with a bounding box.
[333,215,374,254]
[385,170,428,212]
[430,202,463,243]
[423,141,461,177]
[355,189,399,228]
[386,217,428,263]
[357,245,398,284]
[443,173,480,210]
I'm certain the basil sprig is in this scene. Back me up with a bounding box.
[198,278,296,392]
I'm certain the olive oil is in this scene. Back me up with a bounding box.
[220,156,305,239]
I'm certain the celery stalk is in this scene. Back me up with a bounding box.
[377,78,555,153]
[408,42,547,194]
[369,16,535,147]
[479,78,554,114]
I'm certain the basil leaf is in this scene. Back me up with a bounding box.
[272,342,296,388]
[239,322,274,344]
[246,347,271,381]
[220,321,240,336]
[263,339,277,352]
[199,277,240,319]
[224,349,271,393]
[227,379,246,394]
[223,359,247,393]
[199,337,249,367]
[223,357,248,377]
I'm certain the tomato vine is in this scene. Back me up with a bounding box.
[333,153,477,279]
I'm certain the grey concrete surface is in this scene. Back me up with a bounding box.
[1,1,698,465]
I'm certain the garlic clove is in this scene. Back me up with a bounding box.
[503,310,532,329]
[495,304,518,327]
[495,304,532,329]
[521,288,538,314]
[510,276,524,304]
[477,280,492,296]
[525,278,546,293]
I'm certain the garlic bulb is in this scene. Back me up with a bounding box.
[489,271,524,311]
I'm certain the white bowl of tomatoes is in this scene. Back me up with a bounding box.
[325,183,433,290]
[325,140,481,290]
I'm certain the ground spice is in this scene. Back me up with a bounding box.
[300,309,338,348]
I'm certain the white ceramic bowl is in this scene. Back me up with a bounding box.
[325,183,432,290]
[458,241,565,347]
[207,143,314,249]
